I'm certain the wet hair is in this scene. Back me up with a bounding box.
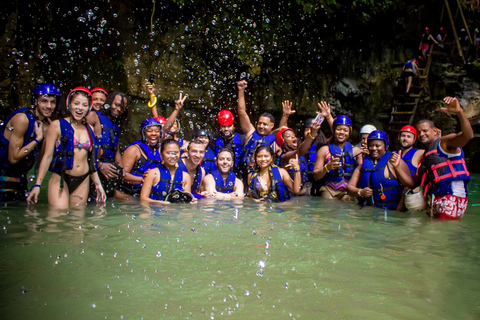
[416,119,435,128]
[217,148,234,160]
[103,92,129,125]
[254,145,275,164]
[187,138,206,151]
[260,113,275,124]
[160,139,180,154]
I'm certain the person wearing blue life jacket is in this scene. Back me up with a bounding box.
[248,145,302,202]
[313,115,363,200]
[214,110,243,170]
[192,128,217,175]
[237,80,277,181]
[91,87,108,111]
[117,118,163,198]
[27,87,106,208]
[140,139,194,204]
[275,122,320,195]
[85,91,129,197]
[0,83,60,202]
[300,118,328,182]
[414,97,473,220]
[396,125,424,177]
[202,148,244,200]
[347,130,414,211]
[177,139,206,195]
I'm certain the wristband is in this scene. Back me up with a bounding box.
[150,94,155,98]
[357,189,362,197]
[34,138,40,144]
[29,184,41,191]
[324,164,329,172]
[325,114,333,120]
[147,96,157,108]
[308,133,315,139]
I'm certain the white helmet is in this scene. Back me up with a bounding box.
[359,124,377,135]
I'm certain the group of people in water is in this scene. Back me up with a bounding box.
[0,80,473,220]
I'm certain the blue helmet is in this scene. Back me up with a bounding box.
[367,130,389,149]
[32,83,61,109]
[333,115,352,128]
[140,118,162,141]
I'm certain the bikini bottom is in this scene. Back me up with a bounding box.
[63,172,90,193]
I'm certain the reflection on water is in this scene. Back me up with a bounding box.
[0,176,479,319]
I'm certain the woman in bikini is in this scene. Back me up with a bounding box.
[248,145,302,202]
[27,87,106,208]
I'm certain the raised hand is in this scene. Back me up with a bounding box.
[442,96,463,114]
[237,80,247,91]
[389,151,401,168]
[317,101,332,118]
[175,91,188,110]
[145,81,155,96]
[282,100,295,116]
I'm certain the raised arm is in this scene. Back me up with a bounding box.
[145,81,159,118]
[237,80,255,137]
[440,97,474,152]
[162,91,187,136]
[318,101,334,131]
[278,100,295,129]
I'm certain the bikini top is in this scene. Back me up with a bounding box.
[74,137,92,150]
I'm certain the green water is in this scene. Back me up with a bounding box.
[1,177,479,320]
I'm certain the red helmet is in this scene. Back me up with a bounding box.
[276,127,293,147]
[425,27,430,32]
[217,110,234,126]
[66,87,93,111]
[399,125,417,141]
[91,87,108,97]
[154,116,167,125]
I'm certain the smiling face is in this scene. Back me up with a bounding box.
[216,150,234,174]
[399,131,415,149]
[110,95,126,118]
[417,122,436,147]
[334,125,350,143]
[169,120,179,134]
[92,92,107,111]
[69,93,90,121]
[283,130,298,150]
[35,95,57,120]
[368,139,386,160]
[256,116,274,136]
[196,134,209,146]
[187,142,205,166]
[161,143,180,167]
[143,125,161,147]
[220,124,235,139]
[255,148,273,169]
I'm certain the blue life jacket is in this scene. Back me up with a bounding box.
[211,170,236,193]
[96,111,120,162]
[150,165,184,200]
[359,151,401,210]
[397,148,418,177]
[421,138,470,196]
[201,146,217,175]
[215,133,242,167]
[124,140,162,191]
[0,107,37,174]
[50,119,97,188]
[178,160,203,192]
[240,131,276,171]
[306,143,317,178]
[249,165,290,202]
[324,142,357,182]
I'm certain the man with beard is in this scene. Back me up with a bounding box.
[415,97,473,220]
[396,125,424,177]
[202,149,244,200]
[0,83,61,202]
[214,110,242,170]
[86,92,129,197]
[236,80,276,181]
